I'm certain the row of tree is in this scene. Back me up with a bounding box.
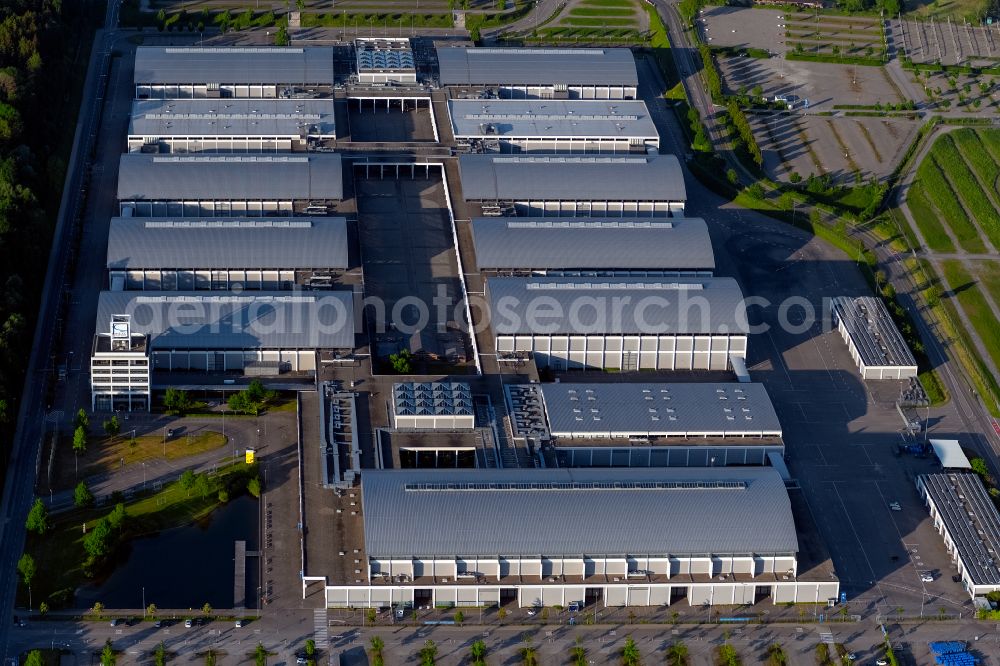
[0,0,100,486]
[367,634,693,665]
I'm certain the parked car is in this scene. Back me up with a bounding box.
[184,619,193,628]
[235,619,243,628]
[921,572,934,582]
[568,602,580,612]
[109,619,120,627]
[889,502,902,511]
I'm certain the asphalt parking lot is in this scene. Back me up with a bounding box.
[752,113,920,183]
[699,6,788,54]
[717,55,903,110]
[896,17,1000,66]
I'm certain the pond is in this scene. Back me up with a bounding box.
[76,494,260,610]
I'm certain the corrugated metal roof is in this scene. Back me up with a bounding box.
[106,217,349,270]
[540,382,781,438]
[436,47,638,87]
[449,99,657,139]
[486,276,748,335]
[362,467,798,558]
[134,46,335,85]
[920,473,1000,586]
[96,291,355,349]
[832,296,917,369]
[129,98,336,138]
[117,153,344,201]
[458,154,685,202]
[471,217,714,271]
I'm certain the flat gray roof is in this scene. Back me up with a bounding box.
[362,467,798,558]
[920,473,1000,587]
[129,98,336,138]
[832,296,917,369]
[134,46,334,86]
[486,276,749,336]
[471,217,714,271]
[393,382,473,417]
[436,47,638,87]
[459,154,685,202]
[449,99,657,140]
[96,291,355,349]
[540,382,781,438]
[106,217,349,270]
[117,154,344,201]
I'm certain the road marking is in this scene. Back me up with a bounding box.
[313,608,329,648]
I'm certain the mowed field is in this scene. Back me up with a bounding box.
[907,129,1000,254]
[535,0,650,43]
[905,129,1000,379]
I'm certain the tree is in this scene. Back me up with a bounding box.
[254,643,268,666]
[179,470,197,491]
[569,638,587,666]
[218,489,229,503]
[93,602,105,616]
[274,25,290,46]
[766,642,786,666]
[75,481,94,508]
[454,609,465,625]
[204,650,217,666]
[103,415,120,440]
[497,607,507,624]
[38,601,49,616]
[194,474,212,498]
[147,603,158,618]
[418,639,437,666]
[247,476,262,498]
[464,639,486,665]
[202,602,212,615]
[305,639,316,658]
[726,169,738,186]
[370,636,385,666]
[24,651,43,666]
[73,425,88,455]
[25,498,48,535]
[620,636,640,666]
[107,503,127,531]
[101,639,116,666]
[389,349,413,374]
[519,643,538,666]
[666,641,689,666]
[163,387,194,414]
[154,641,167,666]
[75,408,90,430]
[17,552,35,594]
[971,457,990,479]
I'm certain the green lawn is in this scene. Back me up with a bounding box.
[940,259,1000,374]
[562,16,637,26]
[568,6,636,17]
[971,259,1000,310]
[916,154,987,253]
[928,133,1000,248]
[576,0,635,6]
[905,184,955,253]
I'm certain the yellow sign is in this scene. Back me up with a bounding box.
[245,448,255,464]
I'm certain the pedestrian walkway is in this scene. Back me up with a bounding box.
[313,608,328,649]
